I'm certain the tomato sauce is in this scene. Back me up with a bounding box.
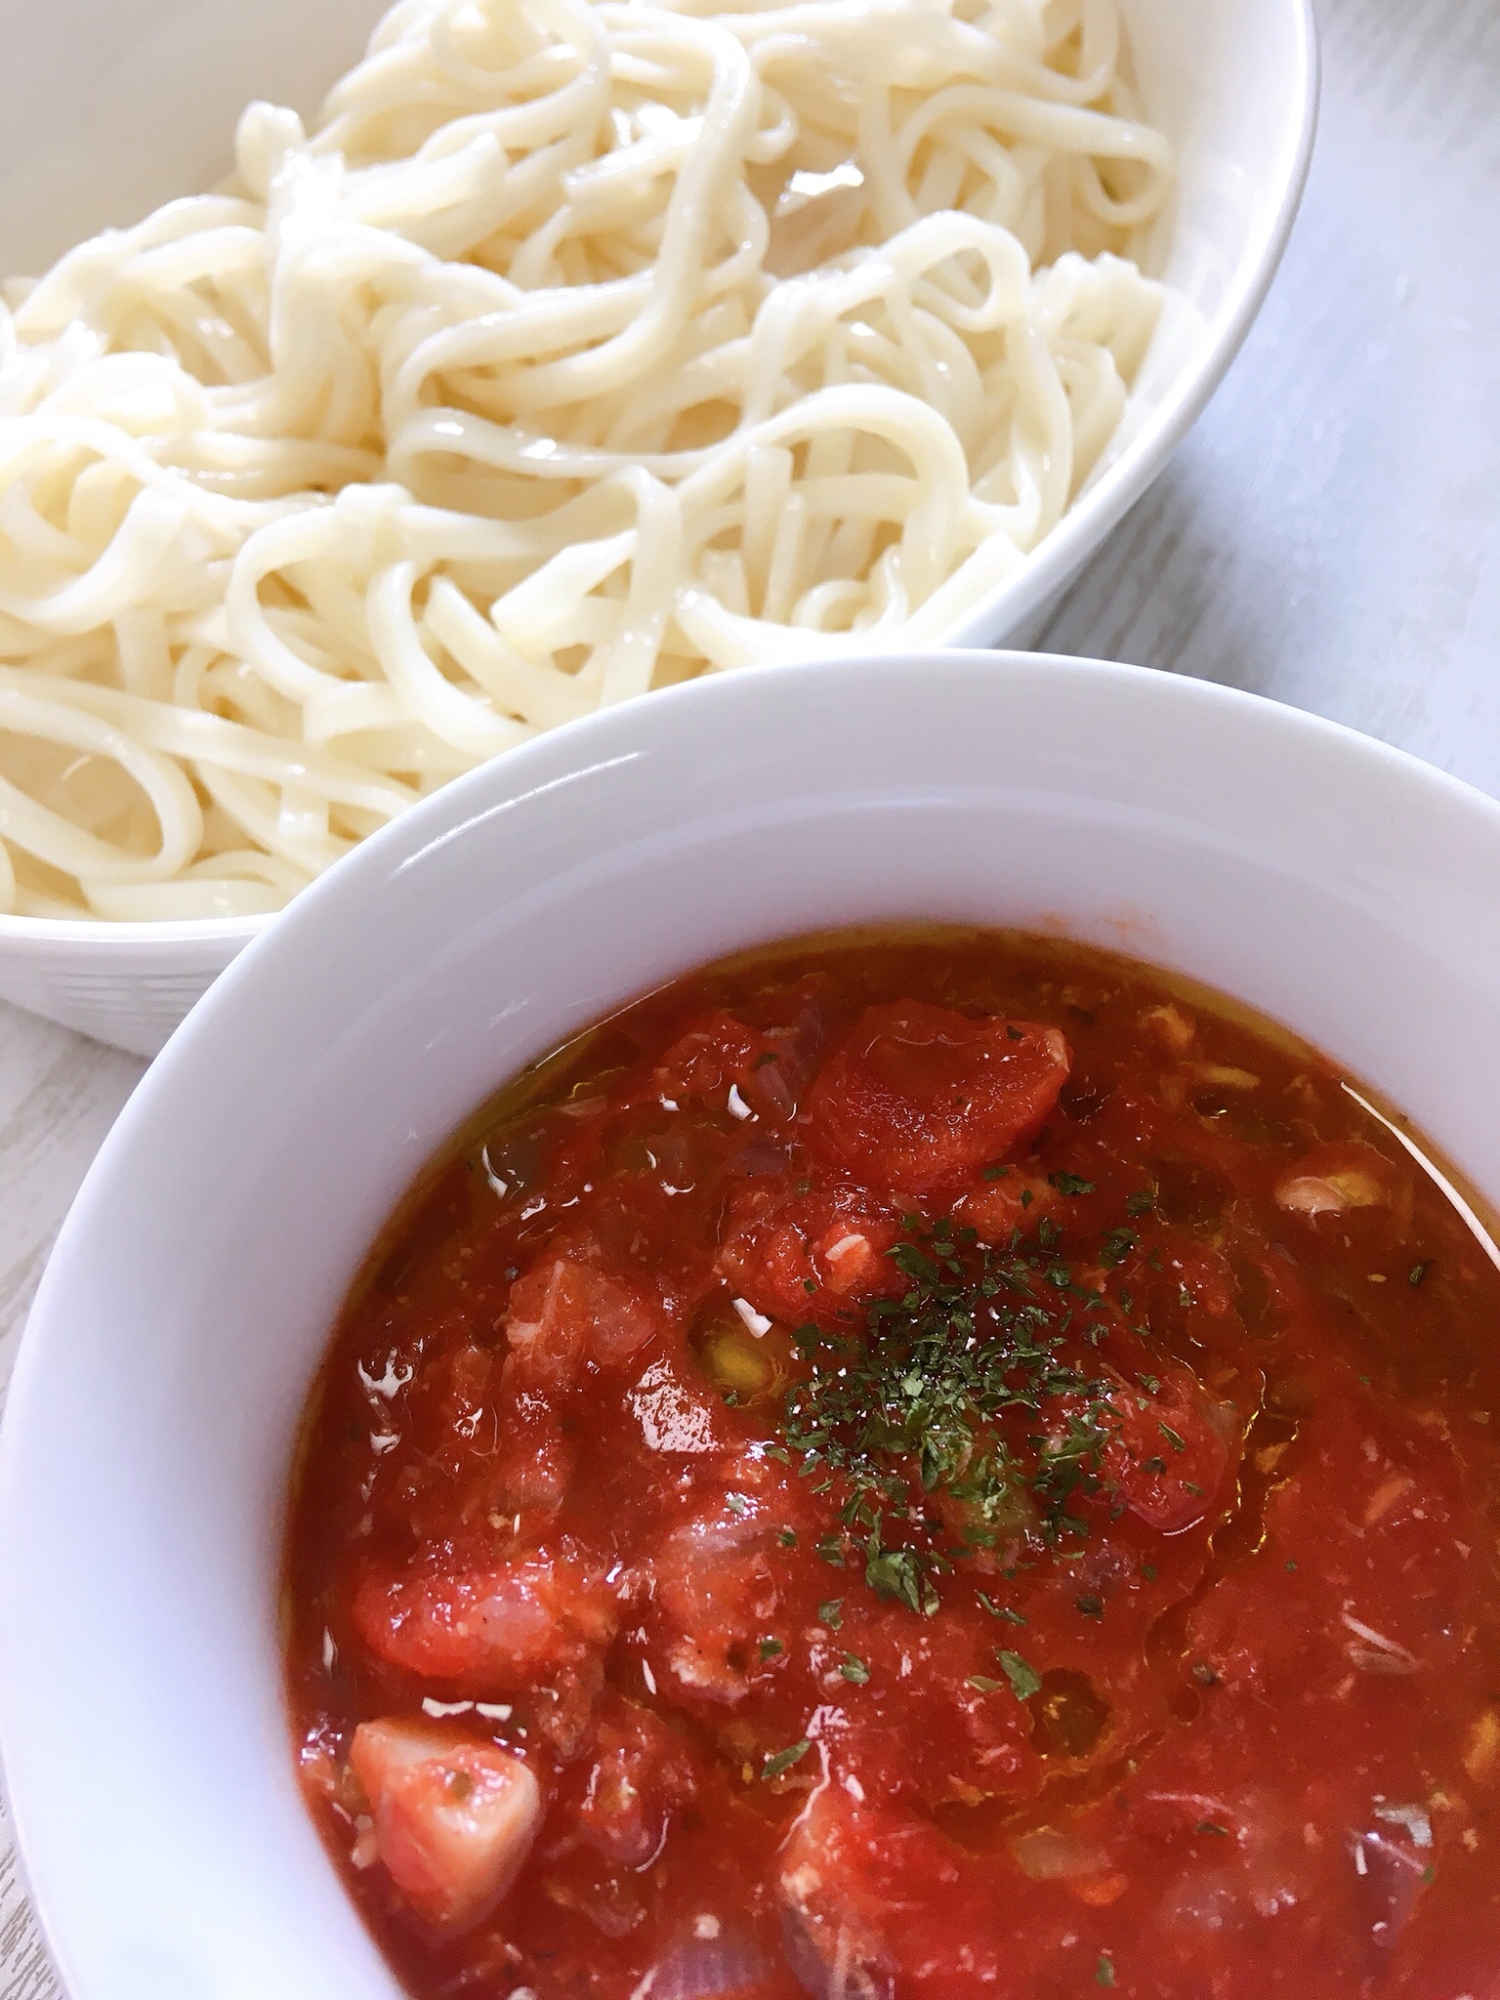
[283,929,1500,1999]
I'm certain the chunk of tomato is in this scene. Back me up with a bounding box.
[779,1788,940,1999]
[953,1164,1056,1243]
[804,1004,1070,1201]
[573,1698,698,1868]
[503,1243,662,1391]
[349,1719,540,1930]
[1101,1370,1237,1534]
[652,1011,776,1109]
[352,1539,617,1753]
[715,1180,905,1329]
[649,1493,786,1705]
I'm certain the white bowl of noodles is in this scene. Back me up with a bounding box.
[0,0,1315,1055]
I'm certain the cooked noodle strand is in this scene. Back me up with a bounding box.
[0,0,1168,919]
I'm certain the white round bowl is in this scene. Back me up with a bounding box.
[0,0,1317,1057]
[0,649,1497,2000]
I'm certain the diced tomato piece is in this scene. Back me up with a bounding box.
[652,1007,816,1123]
[504,1244,662,1390]
[1101,1370,1237,1534]
[1164,1240,1239,1319]
[491,1397,575,1517]
[574,1698,698,1867]
[804,1004,1070,1200]
[715,1180,905,1328]
[953,1165,1056,1242]
[653,1011,776,1107]
[779,1788,920,1997]
[350,1719,540,1930]
[649,1494,785,1704]
[353,1539,617,1748]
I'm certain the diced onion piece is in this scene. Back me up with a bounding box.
[1011,1827,1111,1881]
[1190,1063,1260,1091]
[350,1718,541,1929]
[1464,1709,1500,1783]
[1141,1003,1195,1052]
[1276,1169,1388,1215]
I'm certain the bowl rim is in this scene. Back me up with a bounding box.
[0,0,1320,956]
[3,642,1500,2000]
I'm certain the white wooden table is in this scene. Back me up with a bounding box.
[1,0,1497,1984]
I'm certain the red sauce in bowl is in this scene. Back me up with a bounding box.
[284,929,1500,1997]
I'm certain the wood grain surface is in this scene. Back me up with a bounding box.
[2,0,1497,1985]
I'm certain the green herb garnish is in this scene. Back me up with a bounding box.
[1100,1228,1137,1268]
[996,1649,1042,1701]
[840,1654,870,1684]
[866,1545,939,1616]
[761,1740,811,1781]
[1051,1172,1095,1196]
[977,1591,1028,1626]
[779,1224,1122,1616]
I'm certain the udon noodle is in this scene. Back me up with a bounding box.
[0,0,1170,919]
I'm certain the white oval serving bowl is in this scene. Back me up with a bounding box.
[0,0,1317,1057]
[0,649,1497,2000]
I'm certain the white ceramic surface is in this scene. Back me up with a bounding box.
[0,650,1497,2000]
[0,0,1317,1058]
